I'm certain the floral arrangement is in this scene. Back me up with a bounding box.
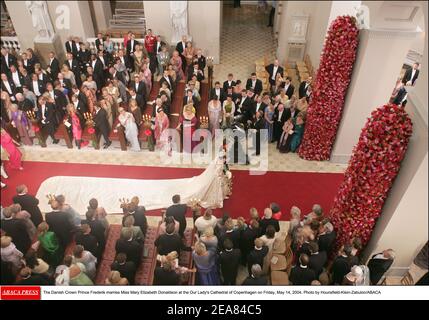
[330,104,413,251]
[87,127,95,134]
[298,16,359,161]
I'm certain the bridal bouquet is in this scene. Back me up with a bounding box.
[330,104,412,250]
[298,16,359,161]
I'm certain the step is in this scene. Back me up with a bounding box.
[113,14,146,20]
[115,9,145,15]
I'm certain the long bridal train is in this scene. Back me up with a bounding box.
[36,159,232,214]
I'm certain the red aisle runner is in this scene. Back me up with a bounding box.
[0,161,344,221]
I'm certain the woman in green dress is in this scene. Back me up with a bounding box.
[289,114,305,152]
[222,95,235,128]
[37,222,63,267]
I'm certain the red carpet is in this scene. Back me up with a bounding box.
[0,161,344,221]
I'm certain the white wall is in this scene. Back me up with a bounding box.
[305,1,332,69]
[46,1,95,44]
[188,1,221,63]
[143,0,172,43]
[5,1,38,51]
[143,0,221,63]
[91,0,112,33]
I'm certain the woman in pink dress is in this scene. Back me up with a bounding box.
[170,50,184,81]
[0,128,23,170]
[154,107,170,150]
[65,104,88,149]
[176,104,199,153]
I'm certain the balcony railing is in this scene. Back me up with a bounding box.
[86,37,144,54]
[0,36,21,54]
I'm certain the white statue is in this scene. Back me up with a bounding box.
[354,5,370,30]
[25,0,55,42]
[170,1,189,44]
[293,22,302,37]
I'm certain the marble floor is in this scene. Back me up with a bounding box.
[214,4,277,83]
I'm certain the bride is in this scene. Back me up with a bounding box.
[36,153,232,214]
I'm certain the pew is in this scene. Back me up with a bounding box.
[54,123,73,149]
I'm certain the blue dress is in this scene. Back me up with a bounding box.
[192,249,220,285]
[264,106,275,142]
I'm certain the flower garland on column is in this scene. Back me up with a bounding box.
[298,16,359,161]
[330,104,413,252]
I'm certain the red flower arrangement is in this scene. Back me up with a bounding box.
[33,125,40,133]
[87,127,95,134]
[145,129,152,137]
[330,104,412,252]
[299,16,359,161]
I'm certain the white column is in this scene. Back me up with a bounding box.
[143,1,172,42]
[91,1,112,33]
[362,154,428,276]
[5,1,38,51]
[188,1,221,64]
[46,1,95,44]
[331,28,421,163]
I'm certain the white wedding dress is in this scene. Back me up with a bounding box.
[36,159,226,214]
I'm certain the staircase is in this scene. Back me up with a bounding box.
[109,1,146,31]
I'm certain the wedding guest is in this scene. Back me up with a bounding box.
[65,104,87,149]
[308,241,327,278]
[304,204,324,225]
[177,104,198,153]
[289,206,302,236]
[159,216,180,236]
[82,209,106,254]
[13,184,43,227]
[9,104,32,145]
[1,128,23,170]
[16,266,50,285]
[222,95,235,127]
[154,107,170,150]
[266,59,284,86]
[219,238,241,285]
[94,102,112,149]
[24,249,50,277]
[154,260,180,285]
[68,263,94,285]
[157,45,170,75]
[240,219,260,265]
[45,200,74,249]
[1,235,24,270]
[166,194,187,237]
[246,73,263,96]
[331,244,356,285]
[192,241,220,285]
[111,253,137,285]
[278,118,294,153]
[121,215,144,243]
[36,222,62,267]
[298,76,312,99]
[259,208,280,235]
[170,50,184,81]
[129,98,142,130]
[208,95,222,135]
[247,238,268,274]
[125,199,148,236]
[195,209,218,235]
[199,227,218,252]
[155,223,191,256]
[317,220,336,253]
[288,114,305,153]
[115,229,142,267]
[10,203,36,241]
[367,249,395,285]
[242,264,268,285]
[75,223,99,259]
[402,62,420,86]
[290,254,316,285]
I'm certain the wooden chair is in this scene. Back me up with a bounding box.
[271,270,289,285]
[401,271,414,285]
[271,254,287,271]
